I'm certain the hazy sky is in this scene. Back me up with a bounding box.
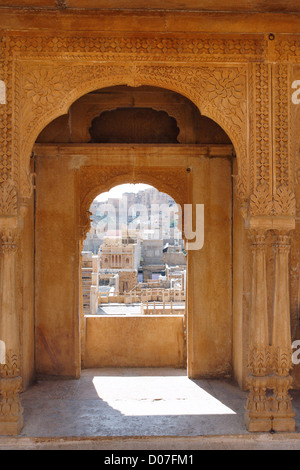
[95,184,153,202]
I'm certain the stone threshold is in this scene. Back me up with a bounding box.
[1,433,300,450]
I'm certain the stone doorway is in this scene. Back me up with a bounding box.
[81,183,187,369]
[0,20,298,436]
[34,87,234,384]
[32,85,236,383]
[3,77,259,437]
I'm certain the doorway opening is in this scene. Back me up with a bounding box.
[32,83,236,384]
[81,183,187,370]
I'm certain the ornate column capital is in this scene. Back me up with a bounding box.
[271,229,292,254]
[0,229,18,253]
[248,228,268,249]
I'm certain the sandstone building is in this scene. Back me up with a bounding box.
[0,1,300,436]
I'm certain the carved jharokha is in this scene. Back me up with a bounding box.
[0,230,23,435]
[245,229,295,432]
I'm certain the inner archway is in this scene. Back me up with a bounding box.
[81,183,187,369]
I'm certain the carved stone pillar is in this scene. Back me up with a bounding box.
[245,230,272,432]
[0,229,23,434]
[270,231,295,431]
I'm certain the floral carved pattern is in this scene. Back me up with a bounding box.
[0,55,13,188]
[0,180,17,216]
[250,185,295,217]
[273,64,290,190]
[253,63,271,190]
[275,39,300,63]
[249,184,273,216]
[20,64,133,163]
[24,69,65,106]
[8,34,265,62]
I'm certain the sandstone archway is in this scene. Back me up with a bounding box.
[0,21,297,437]
[32,83,236,384]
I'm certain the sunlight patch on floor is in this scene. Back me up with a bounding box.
[92,376,236,416]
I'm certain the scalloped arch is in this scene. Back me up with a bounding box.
[83,173,185,213]
[79,169,187,242]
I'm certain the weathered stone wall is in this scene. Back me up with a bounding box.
[35,154,81,378]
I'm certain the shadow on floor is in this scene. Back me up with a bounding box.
[18,368,300,438]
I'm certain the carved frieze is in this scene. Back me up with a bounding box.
[7,34,265,62]
[273,64,290,191]
[0,54,13,190]
[275,38,300,64]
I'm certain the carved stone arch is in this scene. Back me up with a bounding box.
[79,168,187,244]
[20,63,247,202]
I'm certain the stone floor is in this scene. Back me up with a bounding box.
[1,368,300,449]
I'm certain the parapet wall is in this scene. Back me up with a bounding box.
[84,315,185,368]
